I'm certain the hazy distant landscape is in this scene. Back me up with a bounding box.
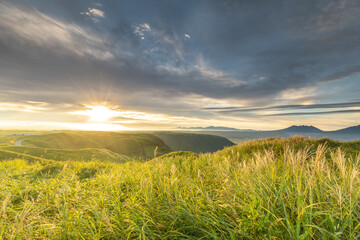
[186,125,360,143]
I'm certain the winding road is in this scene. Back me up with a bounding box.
[15,139,25,146]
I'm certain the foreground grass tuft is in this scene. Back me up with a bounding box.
[0,137,360,239]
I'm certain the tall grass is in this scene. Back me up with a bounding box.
[0,137,360,239]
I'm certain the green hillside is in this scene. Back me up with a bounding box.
[216,136,360,159]
[22,131,172,159]
[154,132,234,153]
[0,146,132,163]
[1,136,360,239]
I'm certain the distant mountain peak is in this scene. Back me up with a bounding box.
[282,125,323,133]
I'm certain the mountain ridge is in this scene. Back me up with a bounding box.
[180,124,360,143]
[179,124,360,133]
[329,125,360,134]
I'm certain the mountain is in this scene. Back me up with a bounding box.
[178,126,256,131]
[279,125,323,133]
[330,125,360,134]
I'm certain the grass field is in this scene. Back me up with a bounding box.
[1,136,360,239]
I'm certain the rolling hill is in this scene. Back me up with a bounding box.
[154,132,234,153]
[21,131,172,159]
[0,146,132,163]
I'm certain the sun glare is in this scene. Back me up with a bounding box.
[73,105,120,122]
[69,104,176,130]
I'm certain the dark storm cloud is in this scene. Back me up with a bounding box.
[187,0,360,98]
[0,0,360,114]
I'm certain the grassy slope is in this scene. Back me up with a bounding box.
[216,136,360,159]
[0,148,55,164]
[0,146,132,163]
[154,132,235,153]
[22,131,172,159]
[1,136,360,239]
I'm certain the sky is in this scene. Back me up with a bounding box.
[0,0,360,131]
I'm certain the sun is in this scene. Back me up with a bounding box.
[72,105,120,122]
[86,106,119,122]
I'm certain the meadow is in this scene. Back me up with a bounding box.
[0,136,360,239]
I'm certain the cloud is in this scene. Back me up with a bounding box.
[0,101,49,112]
[88,8,104,18]
[266,109,360,116]
[71,105,170,122]
[0,0,360,130]
[204,101,360,112]
[181,0,360,100]
[2,1,359,106]
[132,22,186,60]
[81,7,105,22]
[194,56,245,88]
[0,2,113,60]
[133,23,151,39]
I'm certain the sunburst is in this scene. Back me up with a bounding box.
[72,105,120,122]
